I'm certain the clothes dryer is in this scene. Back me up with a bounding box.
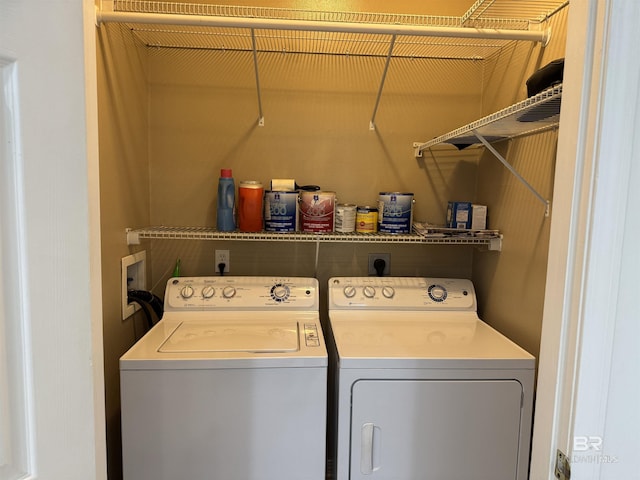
[120,276,327,480]
[327,277,534,480]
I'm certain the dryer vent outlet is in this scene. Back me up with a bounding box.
[368,253,390,276]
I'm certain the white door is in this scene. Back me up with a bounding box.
[0,1,106,479]
[531,0,640,478]
[350,380,525,480]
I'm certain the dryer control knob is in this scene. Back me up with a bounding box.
[180,285,195,299]
[363,286,376,298]
[428,284,447,302]
[222,286,237,299]
[343,286,356,298]
[382,286,395,299]
[202,286,215,298]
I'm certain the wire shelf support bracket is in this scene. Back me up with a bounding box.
[474,131,551,216]
[250,28,265,127]
[369,34,396,131]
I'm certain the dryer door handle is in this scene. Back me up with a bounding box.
[360,423,381,474]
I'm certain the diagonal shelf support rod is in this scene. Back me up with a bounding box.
[370,34,396,131]
[473,130,550,217]
[250,28,265,127]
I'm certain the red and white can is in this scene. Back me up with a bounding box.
[299,191,336,233]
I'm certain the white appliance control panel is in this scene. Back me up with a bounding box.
[329,277,476,311]
[164,276,318,311]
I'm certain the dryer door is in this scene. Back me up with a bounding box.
[350,379,524,480]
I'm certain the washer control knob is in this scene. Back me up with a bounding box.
[343,286,356,298]
[222,286,237,299]
[202,286,215,299]
[180,285,195,299]
[428,284,448,302]
[271,283,290,302]
[382,286,395,299]
[363,286,376,298]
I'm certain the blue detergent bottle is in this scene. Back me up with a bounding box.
[216,168,236,231]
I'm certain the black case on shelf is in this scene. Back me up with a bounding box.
[526,58,564,97]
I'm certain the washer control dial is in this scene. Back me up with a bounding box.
[180,285,195,299]
[343,286,356,298]
[428,284,448,302]
[363,286,376,298]
[382,286,395,299]
[270,283,290,302]
[201,286,215,299]
[222,286,237,299]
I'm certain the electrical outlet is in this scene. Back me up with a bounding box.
[215,249,230,273]
[121,251,146,320]
[368,253,390,276]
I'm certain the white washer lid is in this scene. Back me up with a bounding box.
[158,320,299,353]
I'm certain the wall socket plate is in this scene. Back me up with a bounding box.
[121,250,146,320]
[368,253,390,276]
[215,249,230,273]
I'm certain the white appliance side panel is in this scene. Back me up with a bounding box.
[350,379,524,480]
[121,367,326,480]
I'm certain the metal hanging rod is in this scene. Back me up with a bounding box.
[96,9,550,44]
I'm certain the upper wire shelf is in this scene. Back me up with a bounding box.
[96,1,566,129]
[110,0,562,29]
[98,1,566,60]
[112,1,465,28]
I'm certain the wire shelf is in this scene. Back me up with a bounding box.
[462,0,569,24]
[100,1,567,60]
[414,83,562,153]
[112,1,566,28]
[126,226,502,250]
[112,1,465,28]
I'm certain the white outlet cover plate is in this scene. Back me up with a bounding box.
[121,250,146,320]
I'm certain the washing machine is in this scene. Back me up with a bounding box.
[327,277,535,480]
[120,276,327,480]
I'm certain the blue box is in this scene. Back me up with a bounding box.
[447,201,472,229]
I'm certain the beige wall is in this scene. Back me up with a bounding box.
[473,6,568,358]
[145,46,483,289]
[97,2,567,479]
[97,22,150,480]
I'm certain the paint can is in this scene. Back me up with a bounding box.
[238,181,264,232]
[377,192,414,234]
[264,191,299,232]
[335,204,357,233]
[299,191,336,233]
[355,206,378,233]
